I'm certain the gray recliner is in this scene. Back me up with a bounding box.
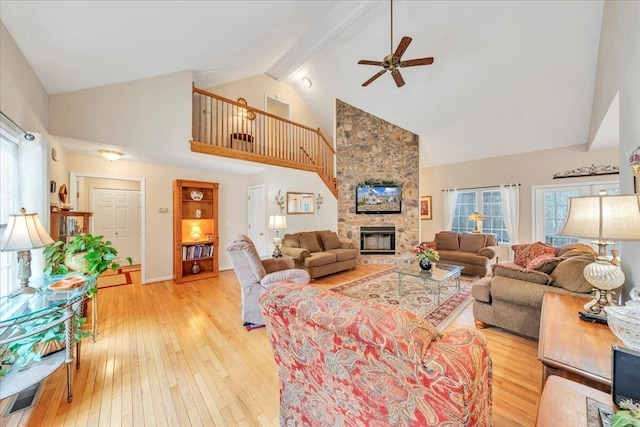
[226,234,310,328]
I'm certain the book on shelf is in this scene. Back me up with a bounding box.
[182,243,214,260]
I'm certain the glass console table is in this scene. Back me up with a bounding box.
[0,274,94,402]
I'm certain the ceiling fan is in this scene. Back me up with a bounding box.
[358,0,434,88]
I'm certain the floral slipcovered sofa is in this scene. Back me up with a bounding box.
[260,281,493,426]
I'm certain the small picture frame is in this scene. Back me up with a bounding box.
[420,196,432,220]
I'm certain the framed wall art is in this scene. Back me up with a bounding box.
[420,196,432,220]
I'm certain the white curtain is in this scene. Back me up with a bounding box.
[19,132,49,275]
[443,189,458,231]
[500,184,519,245]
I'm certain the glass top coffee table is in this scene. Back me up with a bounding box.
[397,263,464,305]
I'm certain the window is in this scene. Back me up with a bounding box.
[451,189,509,242]
[533,183,620,250]
[0,124,21,295]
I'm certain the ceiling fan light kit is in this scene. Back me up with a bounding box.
[358,0,434,87]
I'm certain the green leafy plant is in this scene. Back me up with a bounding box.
[613,399,640,427]
[357,179,403,188]
[44,234,132,296]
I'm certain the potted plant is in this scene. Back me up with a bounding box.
[44,233,132,296]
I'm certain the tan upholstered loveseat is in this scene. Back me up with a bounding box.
[472,243,599,339]
[424,231,500,277]
[281,230,358,279]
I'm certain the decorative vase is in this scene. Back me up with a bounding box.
[64,251,88,272]
[419,259,432,271]
[191,261,201,274]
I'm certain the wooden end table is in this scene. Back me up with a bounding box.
[536,375,614,426]
[538,292,622,393]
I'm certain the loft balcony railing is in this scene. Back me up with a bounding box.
[191,85,337,196]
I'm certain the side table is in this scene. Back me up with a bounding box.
[538,292,622,392]
[536,375,614,426]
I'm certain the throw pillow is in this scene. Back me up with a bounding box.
[460,233,487,253]
[435,232,459,251]
[526,255,564,274]
[321,232,342,250]
[492,264,553,285]
[513,242,556,267]
[299,232,322,253]
[282,234,301,248]
[556,243,596,257]
[550,255,596,293]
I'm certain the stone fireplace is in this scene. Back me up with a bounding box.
[336,99,420,265]
[360,226,395,255]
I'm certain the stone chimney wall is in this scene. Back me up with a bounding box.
[336,99,420,262]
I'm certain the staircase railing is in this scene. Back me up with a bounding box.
[191,85,336,195]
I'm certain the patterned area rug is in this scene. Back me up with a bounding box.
[97,265,139,289]
[331,267,475,333]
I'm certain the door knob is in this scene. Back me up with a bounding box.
[259,232,264,236]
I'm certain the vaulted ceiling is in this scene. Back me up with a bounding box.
[1,0,612,167]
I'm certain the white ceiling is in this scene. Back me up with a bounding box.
[1,0,613,168]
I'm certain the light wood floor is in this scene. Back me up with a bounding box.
[1,265,541,426]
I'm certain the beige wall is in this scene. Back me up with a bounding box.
[420,144,619,244]
[203,74,331,141]
[49,70,192,153]
[64,152,251,281]
[591,1,640,296]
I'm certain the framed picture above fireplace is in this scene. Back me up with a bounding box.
[356,182,402,214]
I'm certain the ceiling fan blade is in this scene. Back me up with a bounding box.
[391,70,405,87]
[358,60,385,66]
[393,36,412,59]
[362,70,387,87]
[401,57,435,67]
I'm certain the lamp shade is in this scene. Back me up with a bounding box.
[559,194,640,240]
[268,215,287,230]
[0,209,54,251]
[467,212,485,221]
[190,225,203,240]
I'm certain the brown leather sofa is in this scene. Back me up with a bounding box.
[281,230,358,279]
[424,231,500,277]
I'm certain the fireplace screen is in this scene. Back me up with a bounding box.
[360,226,396,254]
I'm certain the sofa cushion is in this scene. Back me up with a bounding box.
[436,232,459,251]
[491,276,549,309]
[460,233,487,253]
[300,232,322,253]
[320,232,342,250]
[513,242,556,267]
[325,248,358,262]
[550,255,595,293]
[526,255,564,274]
[492,264,553,285]
[283,234,301,248]
[560,248,597,259]
[304,252,338,268]
[437,250,488,266]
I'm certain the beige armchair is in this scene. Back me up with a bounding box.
[226,235,310,328]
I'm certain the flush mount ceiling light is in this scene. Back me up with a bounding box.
[301,76,312,88]
[98,149,124,161]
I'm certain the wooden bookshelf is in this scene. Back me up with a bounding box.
[173,180,219,283]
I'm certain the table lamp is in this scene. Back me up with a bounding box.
[559,194,640,313]
[0,208,55,296]
[268,215,287,258]
[467,212,485,233]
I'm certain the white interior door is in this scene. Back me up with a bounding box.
[248,185,266,256]
[91,188,141,265]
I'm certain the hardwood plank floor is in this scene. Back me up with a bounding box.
[1,265,541,426]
